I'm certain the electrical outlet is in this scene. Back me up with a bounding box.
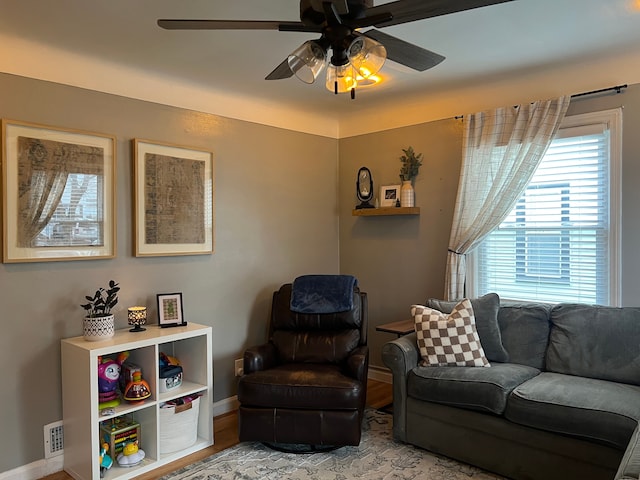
[234,358,244,377]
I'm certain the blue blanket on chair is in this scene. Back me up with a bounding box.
[290,275,358,314]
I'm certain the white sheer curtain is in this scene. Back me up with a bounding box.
[445,96,571,300]
[17,138,69,247]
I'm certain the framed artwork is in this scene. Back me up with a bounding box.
[157,292,186,327]
[380,184,401,207]
[2,119,116,263]
[133,139,214,257]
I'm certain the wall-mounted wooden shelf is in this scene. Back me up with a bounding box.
[352,207,420,216]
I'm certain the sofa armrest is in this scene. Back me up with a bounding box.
[382,332,419,442]
[616,423,640,479]
[243,343,278,374]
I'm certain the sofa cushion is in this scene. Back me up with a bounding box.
[412,299,489,367]
[237,363,363,410]
[498,303,552,370]
[505,372,640,450]
[427,293,509,363]
[408,362,540,415]
[547,304,640,385]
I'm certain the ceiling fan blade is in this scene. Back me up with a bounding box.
[362,29,445,71]
[349,12,393,29]
[265,58,294,80]
[157,19,312,32]
[364,0,516,28]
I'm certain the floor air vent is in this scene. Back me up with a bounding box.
[44,420,64,458]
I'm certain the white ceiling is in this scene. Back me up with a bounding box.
[2,0,640,137]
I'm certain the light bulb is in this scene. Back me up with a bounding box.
[325,63,358,94]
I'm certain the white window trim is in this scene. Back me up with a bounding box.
[467,108,622,306]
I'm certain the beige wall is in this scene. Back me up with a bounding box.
[338,119,464,367]
[0,73,339,472]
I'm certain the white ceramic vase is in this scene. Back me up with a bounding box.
[400,180,415,207]
[83,314,115,341]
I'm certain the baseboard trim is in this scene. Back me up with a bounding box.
[213,395,239,417]
[0,456,63,480]
[368,365,392,384]
[2,367,388,479]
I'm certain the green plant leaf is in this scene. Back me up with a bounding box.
[81,281,119,315]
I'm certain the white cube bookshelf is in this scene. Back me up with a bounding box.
[61,323,213,480]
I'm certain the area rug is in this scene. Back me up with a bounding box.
[160,409,505,480]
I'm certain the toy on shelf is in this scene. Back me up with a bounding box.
[123,371,151,403]
[159,352,180,368]
[159,352,183,393]
[100,416,141,458]
[98,352,128,410]
[116,440,146,467]
[99,442,113,478]
[120,362,142,393]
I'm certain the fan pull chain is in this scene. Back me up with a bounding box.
[332,82,356,99]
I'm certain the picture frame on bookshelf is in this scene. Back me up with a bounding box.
[157,292,186,328]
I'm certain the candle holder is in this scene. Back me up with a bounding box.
[127,306,147,332]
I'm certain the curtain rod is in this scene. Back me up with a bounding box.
[454,84,628,119]
[571,84,627,98]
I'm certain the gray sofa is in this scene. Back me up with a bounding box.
[382,295,640,480]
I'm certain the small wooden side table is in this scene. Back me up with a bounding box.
[376,318,415,412]
[376,319,414,337]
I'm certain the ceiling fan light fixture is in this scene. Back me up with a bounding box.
[325,63,358,95]
[356,73,381,87]
[287,40,327,84]
[347,36,386,78]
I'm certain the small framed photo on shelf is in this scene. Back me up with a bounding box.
[380,185,401,207]
[156,293,186,328]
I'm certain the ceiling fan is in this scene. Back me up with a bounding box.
[158,0,515,99]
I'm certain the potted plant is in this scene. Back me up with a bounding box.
[399,146,423,207]
[81,280,120,341]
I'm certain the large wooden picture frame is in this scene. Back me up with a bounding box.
[134,139,214,257]
[2,119,116,263]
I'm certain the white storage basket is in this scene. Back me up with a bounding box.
[159,397,200,454]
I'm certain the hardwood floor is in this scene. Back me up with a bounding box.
[41,379,392,480]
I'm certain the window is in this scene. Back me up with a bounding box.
[34,173,104,247]
[514,182,570,284]
[469,109,621,305]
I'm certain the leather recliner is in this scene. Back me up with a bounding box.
[237,281,368,447]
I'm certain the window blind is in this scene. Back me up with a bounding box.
[474,123,610,304]
[35,173,103,247]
